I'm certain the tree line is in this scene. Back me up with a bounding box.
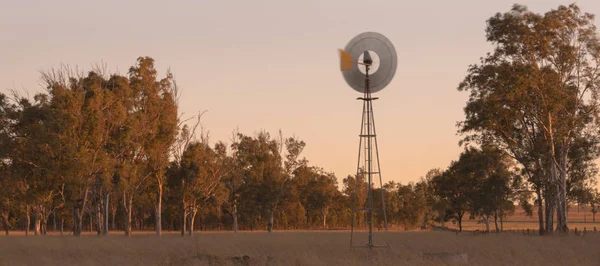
[0,57,540,237]
[0,57,433,236]
[1,3,600,237]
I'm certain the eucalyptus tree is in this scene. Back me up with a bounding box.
[268,134,306,232]
[421,169,447,228]
[9,92,66,236]
[107,57,179,237]
[431,162,469,232]
[174,140,230,235]
[142,70,178,237]
[232,132,283,231]
[0,93,18,235]
[342,173,367,228]
[293,166,338,228]
[458,3,600,233]
[460,146,516,232]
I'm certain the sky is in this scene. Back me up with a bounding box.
[2,0,600,186]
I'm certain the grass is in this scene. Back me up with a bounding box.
[1,231,599,265]
[2,207,597,265]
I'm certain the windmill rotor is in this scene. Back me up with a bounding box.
[339,32,397,94]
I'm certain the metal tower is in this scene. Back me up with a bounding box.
[349,54,389,254]
[339,32,397,256]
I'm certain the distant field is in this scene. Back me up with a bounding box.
[443,205,600,232]
[1,231,599,265]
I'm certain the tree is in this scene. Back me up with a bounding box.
[342,173,367,229]
[11,92,65,236]
[175,141,228,235]
[420,169,446,228]
[395,183,428,230]
[462,146,516,232]
[268,134,306,232]
[232,132,283,231]
[590,189,600,222]
[294,166,338,228]
[0,93,18,235]
[566,132,599,221]
[142,68,178,236]
[431,162,469,232]
[458,3,600,233]
[111,57,179,237]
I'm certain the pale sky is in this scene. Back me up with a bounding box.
[2,0,600,186]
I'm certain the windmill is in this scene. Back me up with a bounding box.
[339,32,397,254]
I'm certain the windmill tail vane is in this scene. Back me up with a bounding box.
[339,49,353,71]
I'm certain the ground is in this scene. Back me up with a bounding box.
[1,231,599,265]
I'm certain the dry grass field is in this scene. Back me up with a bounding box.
[1,231,599,265]
[1,206,597,265]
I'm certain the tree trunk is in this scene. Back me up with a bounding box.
[536,186,544,235]
[500,210,504,232]
[104,193,110,236]
[492,212,498,232]
[25,205,30,236]
[216,205,222,231]
[73,206,81,236]
[545,196,555,233]
[545,162,556,234]
[41,214,47,236]
[41,206,48,235]
[482,215,489,232]
[34,206,41,236]
[155,184,162,236]
[189,208,197,236]
[557,142,568,232]
[457,212,463,233]
[95,199,102,236]
[60,218,64,236]
[181,200,187,237]
[73,188,89,237]
[111,204,116,231]
[232,201,238,233]
[53,211,56,233]
[89,211,93,233]
[440,211,445,229]
[180,179,187,237]
[305,204,309,229]
[34,217,41,236]
[140,211,144,231]
[123,193,133,237]
[323,208,328,229]
[547,116,558,233]
[267,210,274,233]
[2,216,9,236]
